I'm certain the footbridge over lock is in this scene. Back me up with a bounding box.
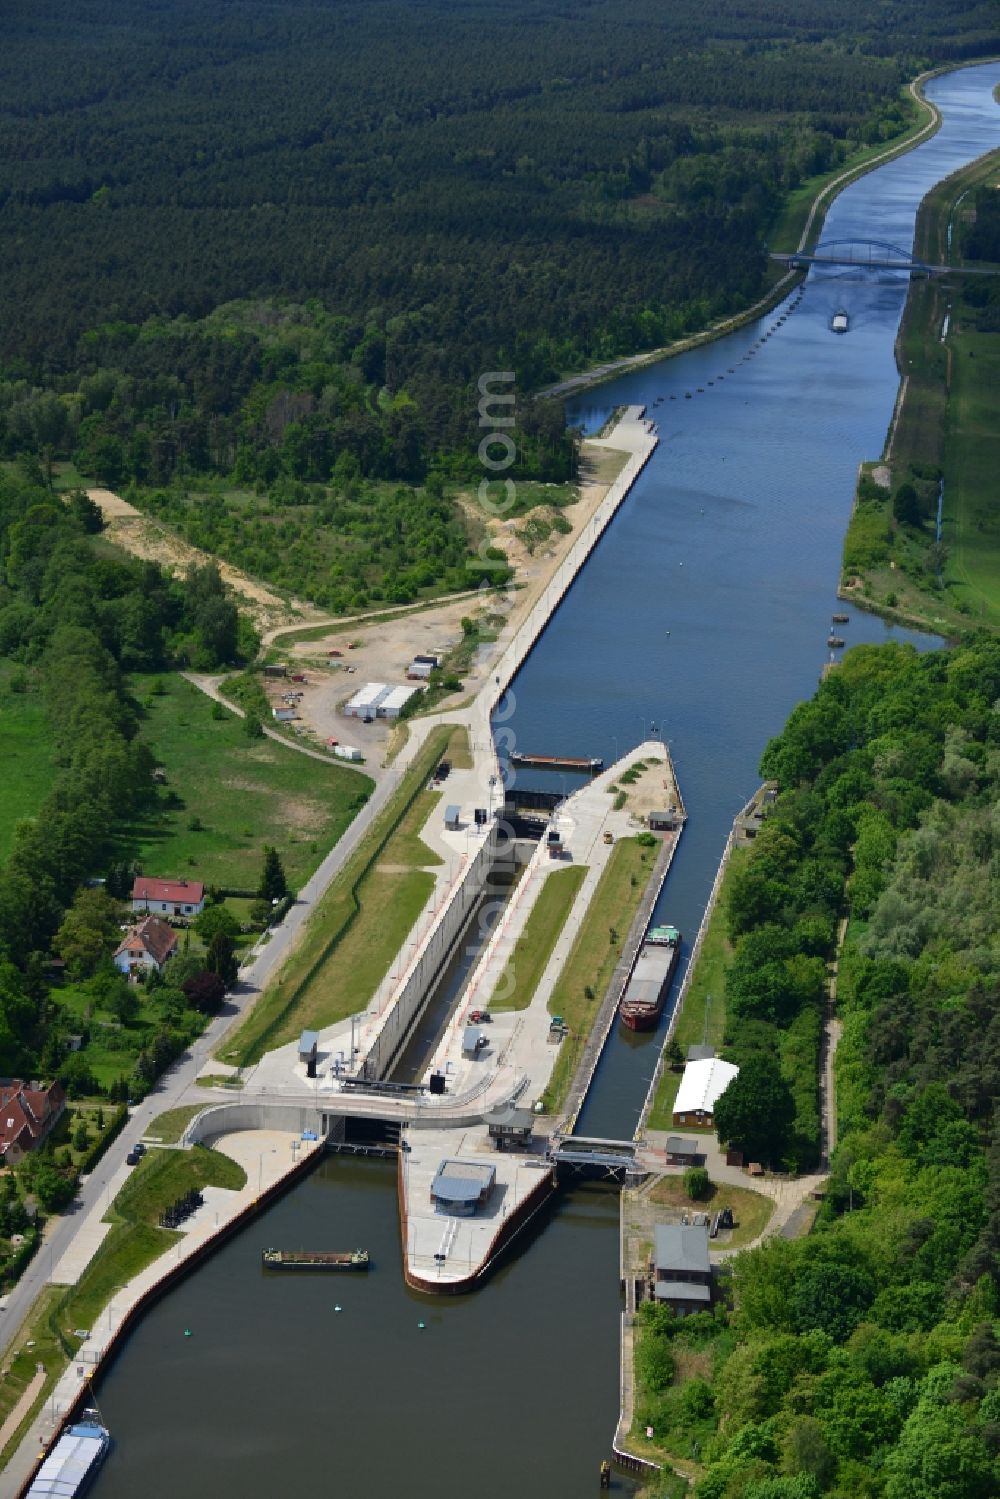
[546,1135,646,1186]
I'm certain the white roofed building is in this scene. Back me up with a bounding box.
[672,1057,739,1128]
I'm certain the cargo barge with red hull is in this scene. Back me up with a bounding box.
[618,925,681,1032]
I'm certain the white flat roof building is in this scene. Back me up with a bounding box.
[344,682,390,717]
[377,684,421,718]
[672,1057,739,1125]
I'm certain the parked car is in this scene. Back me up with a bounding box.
[134,1142,146,1157]
[125,1150,140,1166]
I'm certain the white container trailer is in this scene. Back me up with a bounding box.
[332,744,363,762]
[343,682,390,717]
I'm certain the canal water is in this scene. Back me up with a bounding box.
[90,63,1000,1497]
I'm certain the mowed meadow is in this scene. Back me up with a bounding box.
[120,674,372,890]
[0,660,58,860]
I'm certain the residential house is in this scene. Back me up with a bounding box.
[0,1080,66,1165]
[651,1223,712,1315]
[114,915,178,977]
[131,877,205,919]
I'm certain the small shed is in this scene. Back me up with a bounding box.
[299,1030,319,1078]
[444,804,461,831]
[485,1103,534,1152]
[272,707,296,722]
[686,1044,715,1062]
[263,664,287,678]
[462,1025,486,1059]
[431,1159,496,1216]
[665,1135,701,1166]
[649,808,680,832]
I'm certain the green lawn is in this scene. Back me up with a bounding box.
[941,322,1000,626]
[842,148,1000,635]
[145,1105,205,1143]
[646,847,746,1131]
[491,866,587,1012]
[542,838,658,1112]
[647,1175,773,1250]
[121,673,372,890]
[381,789,443,868]
[220,724,463,1063]
[0,662,58,860]
[53,1146,245,1344]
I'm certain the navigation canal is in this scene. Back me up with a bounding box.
[90,63,1000,1498]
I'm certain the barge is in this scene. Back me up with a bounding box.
[27,1411,110,1498]
[509,752,603,773]
[619,925,681,1032]
[263,1247,370,1270]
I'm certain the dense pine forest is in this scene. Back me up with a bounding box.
[2,0,999,489]
[640,639,1000,1499]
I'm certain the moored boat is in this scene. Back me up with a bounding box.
[509,751,603,773]
[27,1410,110,1498]
[831,309,849,334]
[262,1247,370,1270]
[619,925,681,1032]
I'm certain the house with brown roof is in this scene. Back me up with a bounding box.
[0,1080,66,1164]
[131,876,205,919]
[114,915,178,977]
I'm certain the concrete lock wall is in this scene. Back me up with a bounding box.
[185,1100,323,1144]
[361,821,500,1080]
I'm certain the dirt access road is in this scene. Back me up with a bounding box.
[85,487,327,637]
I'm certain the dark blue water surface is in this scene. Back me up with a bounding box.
[90,63,1000,1498]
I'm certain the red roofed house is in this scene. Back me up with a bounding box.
[131,876,205,919]
[0,1080,66,1165]
[114,915,179,977]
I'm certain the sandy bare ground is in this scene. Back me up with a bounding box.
[275,440,632,760]
[85,488,327,635]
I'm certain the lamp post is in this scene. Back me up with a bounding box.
[257,1146,275,1195]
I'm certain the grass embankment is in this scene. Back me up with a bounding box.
[145,1105,205,1143]
[0,1287,67,1470]
[0,1144,247,1465]
[122,673,372,889]
[490,866,587,1012]
[220,725,468,1063]
[541,838,658,1113]
[646,848,747,1131]
[52,1146,245,1347]
[841,145,1000,634]
[0,662,58,860]
[647,1176,773,1251]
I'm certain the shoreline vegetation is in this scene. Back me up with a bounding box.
[541,69,946,402]
[629,637,1000,1495]
[840,132,1000,637]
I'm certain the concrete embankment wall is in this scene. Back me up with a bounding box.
[13,1142,320,1499]
[360,820,500,1080]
